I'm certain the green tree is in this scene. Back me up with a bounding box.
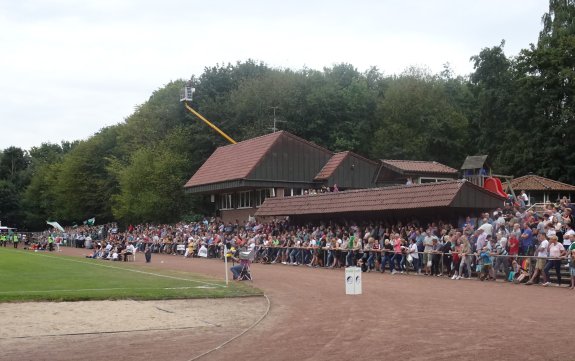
[0,146,30,186]
[469,42,515,170]
[512,0,575,182]
[371,68,468,166]
[21,162,62,230]
[110,128,198,223]
[53,126,120,223]
[0,180,20,227]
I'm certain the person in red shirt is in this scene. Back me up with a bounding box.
[508,234,520,257]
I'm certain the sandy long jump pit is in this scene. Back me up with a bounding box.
[0,297,268,361]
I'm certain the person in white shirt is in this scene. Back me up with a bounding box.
[525,234,549,285]
[123,242,135,261]
[520,190,529,206]
[542,235,566,286]
[478,221,493,238]
[104,242,113,258]
[563,224,575,250]
[409,238,420,274]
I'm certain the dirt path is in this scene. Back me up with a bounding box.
[2,247,572,361]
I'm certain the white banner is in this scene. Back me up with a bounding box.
[46,221,65,232]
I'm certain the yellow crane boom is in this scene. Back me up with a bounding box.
[183,102,236,144]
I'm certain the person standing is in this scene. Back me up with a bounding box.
[493,235,509,281]
[520,226,535,256]
[144,242,152,263]
[457,236,472,279]
[525,233,549,285]
[409,238,420,274]
[422,232,434,276]
[478,246,493,281]
[542,235,566,287]
[13,233,19,248]
[47,235,54,251]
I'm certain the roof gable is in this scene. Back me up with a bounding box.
[511,174,575,191]
[184,132,284,188]
[381,159,458,176]
[314,152,350,180]
[315,151,379,181]
[184,131,333,189]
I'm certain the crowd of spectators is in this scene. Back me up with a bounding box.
[32,196,575,288]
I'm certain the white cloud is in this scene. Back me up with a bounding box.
[0,0,549,150]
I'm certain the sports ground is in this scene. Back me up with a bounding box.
[1,247,572,361]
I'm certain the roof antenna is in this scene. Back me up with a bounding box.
[269,106,286,133]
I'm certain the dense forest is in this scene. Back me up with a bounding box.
[1,0,574,231]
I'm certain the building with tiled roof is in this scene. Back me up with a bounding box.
[184,131,333,222]
[184,131,381,222]
[184,131,490,223]
[509,174,575,204]
[255,180,506,223]
[376,159,458,186]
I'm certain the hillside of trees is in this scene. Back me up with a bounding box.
[1,0,574,231]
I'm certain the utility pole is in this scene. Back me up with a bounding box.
[269,106,284,133]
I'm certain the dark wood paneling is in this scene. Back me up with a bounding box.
[327,154,378,189]
[248,135,332,182]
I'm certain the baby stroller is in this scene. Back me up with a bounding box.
[237,250,254,281]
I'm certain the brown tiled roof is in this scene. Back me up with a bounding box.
[256,180,503,217]
[381,159,458,175]
[511,175,575,191]
[314,151,350,180]
[184,132,284,188]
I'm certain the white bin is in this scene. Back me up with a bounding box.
[345,266,362,295]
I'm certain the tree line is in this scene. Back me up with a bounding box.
[1,0,573,231]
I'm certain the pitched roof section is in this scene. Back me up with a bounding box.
[461,155,488,170]
[511,175,575,191]
[184,132,284,188]
[256,180,503,217]
[314,152,350,180]
[381,159,458,176]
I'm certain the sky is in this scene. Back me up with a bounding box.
[0,0,549,151]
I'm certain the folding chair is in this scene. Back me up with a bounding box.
[238,261,252,281]
[237,250,254,281]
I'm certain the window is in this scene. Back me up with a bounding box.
[419,177,453,184]
[285,188,303,197]
[255,189,271,207]
[238,191,252,208]
[219,193,233,210]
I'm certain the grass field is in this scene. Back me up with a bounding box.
[0,248,261,302]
